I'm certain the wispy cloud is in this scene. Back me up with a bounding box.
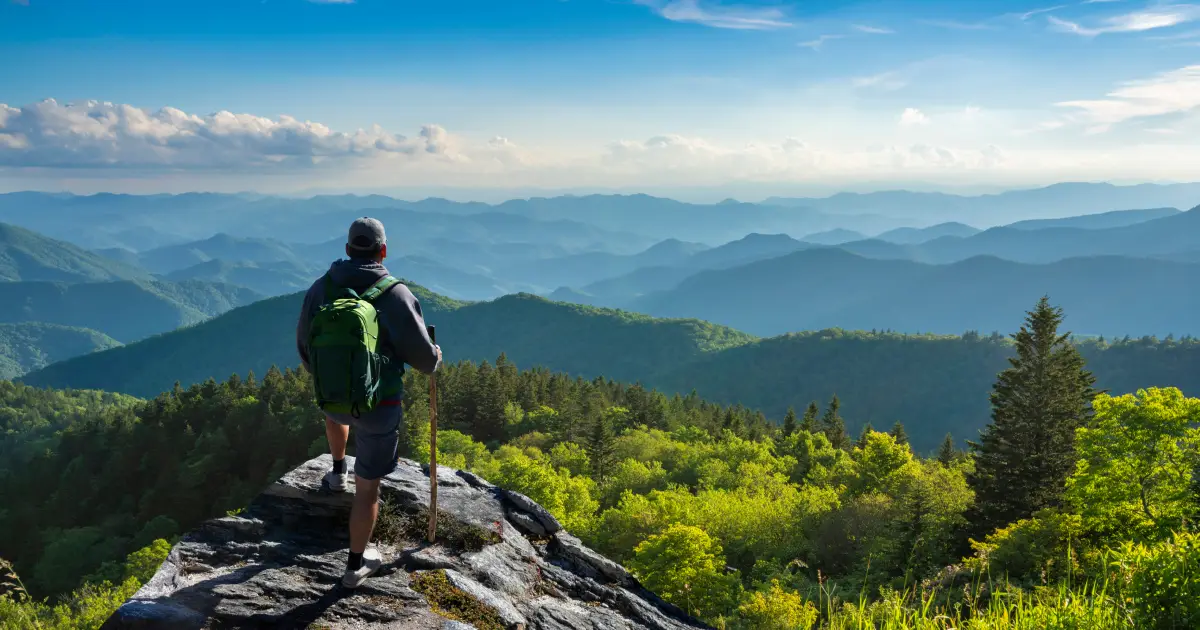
[1048,4,1200,36]
[799,34,845,50]
[852,24,894,34]
[635,0,792,30]
[1056,65,1200,130]
[1017,5,1068,20]
[852,69,908,91]
[918,19,997,31]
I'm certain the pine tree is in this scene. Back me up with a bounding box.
[473,362,506,444]
[856,422,875,449]
[821,395,848,450]
[782,407,798,437]
[967,296,1099,536]
[937,433,958,466]
[586,409,617,484]
[890,421,909,447]
[800,402,819,433]
[722,407,742,436]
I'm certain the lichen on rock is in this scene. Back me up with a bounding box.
[99,454,711,629]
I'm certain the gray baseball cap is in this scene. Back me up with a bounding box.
[347,217,386,252]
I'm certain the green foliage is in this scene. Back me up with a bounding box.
[0,381,139,466]
[966,510,1088,584]
[1067,387,1200,541]
[735,579,819,630]
[0,539,170,630]
[629,524,742,622]
[1107,531,1200,630]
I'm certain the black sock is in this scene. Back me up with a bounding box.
[332,458,346,475]
[347,551,363,571]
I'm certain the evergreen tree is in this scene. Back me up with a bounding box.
[937,433,957,466]
[586,409,618,484]
[966,296,1099,536]
[472,362,506,444]
[821,395,848,450]
[722,407,742,436]
[799,402,819,433]
[890,421,909,447]
[782,407,798,437]
[856,422,875,449]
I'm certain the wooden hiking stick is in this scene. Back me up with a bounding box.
[426,325,438,543]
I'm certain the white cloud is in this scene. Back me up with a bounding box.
[7,98,1200,191]
[799,34,844,50]
[899,108,930,126]
[1048,4,1200,36]
[852,24,894,34]
[1018,5,1068,20]
[1056,65,1200,128]
[0,99,466,168]
[853,70,907,91]
[635,0,792,30]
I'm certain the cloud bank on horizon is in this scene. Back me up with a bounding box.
[1,0,1199,194]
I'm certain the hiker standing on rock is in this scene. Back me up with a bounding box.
[296,217,442,588]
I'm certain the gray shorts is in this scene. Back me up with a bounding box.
[326,400,403,480]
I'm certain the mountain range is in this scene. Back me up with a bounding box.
[0,222,152,283]
[628,248,1200,337]
[763,182,1200,225]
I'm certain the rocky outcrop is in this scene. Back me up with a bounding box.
[101,455,711,629]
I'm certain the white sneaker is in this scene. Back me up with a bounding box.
[342,548,383,588]
[323,468,348,493]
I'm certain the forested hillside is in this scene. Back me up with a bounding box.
[19,285,1200,451]
[0,280,262,343]
[0,324,120,380]
[0,223,151,283]
[18,286,752,397]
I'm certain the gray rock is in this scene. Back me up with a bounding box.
[443,568,527,627]
[501,490,563,534]
[505,509,547,537]
[102,454,710,630]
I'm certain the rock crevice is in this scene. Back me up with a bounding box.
[101,455,710,630]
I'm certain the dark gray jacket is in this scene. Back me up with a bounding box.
[296,259,440,398]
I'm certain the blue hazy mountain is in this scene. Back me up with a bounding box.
[875,222,980,244]
[630,248,1200,337]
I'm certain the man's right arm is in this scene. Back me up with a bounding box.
[380,284,441,374]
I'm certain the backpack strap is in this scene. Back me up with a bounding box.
[360,275,400,303]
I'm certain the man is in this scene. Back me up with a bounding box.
[296,217,442,589]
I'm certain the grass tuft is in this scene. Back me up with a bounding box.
[411,569,506,630]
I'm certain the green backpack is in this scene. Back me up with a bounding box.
[307,273,401,417]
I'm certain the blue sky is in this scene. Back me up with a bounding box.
[1,0,1198,198]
